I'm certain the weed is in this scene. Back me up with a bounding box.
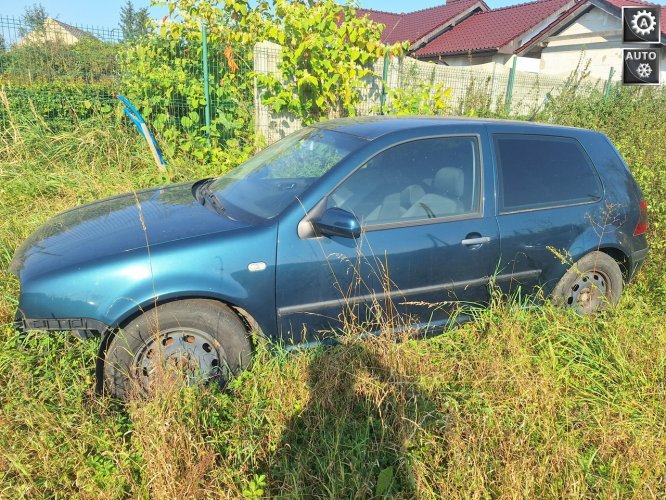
[0,84,664,497]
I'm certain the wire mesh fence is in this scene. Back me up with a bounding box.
[253,42,610,143]
[0,15,253,142]
[0,15,122,83]
[1,14,612,146]
[0,16,122,128]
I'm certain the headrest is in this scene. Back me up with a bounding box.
[400,184,425,207]
[434,167,464,199]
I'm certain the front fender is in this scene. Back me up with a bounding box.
[17,226,278,339]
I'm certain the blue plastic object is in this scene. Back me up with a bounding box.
[117,94,167,168]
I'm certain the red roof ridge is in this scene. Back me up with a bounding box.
[474,0,577,15]
[359,0,491,45]
[414,0,575,57]
[358,0,485,18]
[516,0,589,53]
[404,0,484,16]
[357,7,405,16]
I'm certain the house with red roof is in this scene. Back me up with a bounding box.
[360,0,665,81]
[357,0,489,51]
[522,0,665,80]
[414,0,578,67]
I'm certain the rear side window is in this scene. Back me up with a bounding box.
[494,134,602,213]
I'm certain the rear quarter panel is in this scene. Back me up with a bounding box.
[579,132,648,269]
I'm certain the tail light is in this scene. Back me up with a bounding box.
[633,199,648,236]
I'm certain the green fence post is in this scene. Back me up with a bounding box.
[380,52,389,115]
[202,23,212,146]
[604,66,615,101]
[504,55,517,115]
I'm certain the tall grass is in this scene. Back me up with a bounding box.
[0,88,665,497]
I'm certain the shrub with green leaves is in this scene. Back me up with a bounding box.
[0,37,118,85]
[255,0,406,124]
[0,82,114,130]
[119,16,255,169]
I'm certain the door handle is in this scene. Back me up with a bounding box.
[461,236,491,246]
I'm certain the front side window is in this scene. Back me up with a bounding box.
[494,134,602,213]
[210,127,364,220]
[328,136,481,227]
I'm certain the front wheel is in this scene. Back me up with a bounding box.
[103,299,251,400]
[551,251,623,315]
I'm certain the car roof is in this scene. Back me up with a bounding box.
[310,116,593,140]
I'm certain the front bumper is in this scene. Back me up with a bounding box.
[14,313,110,340]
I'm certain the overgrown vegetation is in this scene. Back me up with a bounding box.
[120,0,406,167]
[1,0,665,494]
[384,61,452,116]
[0,78,665,497]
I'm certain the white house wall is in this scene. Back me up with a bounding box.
[15,18,81,47]
[540,6,666,82]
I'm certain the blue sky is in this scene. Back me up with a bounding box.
[1,1,525,29]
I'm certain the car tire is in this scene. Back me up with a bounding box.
[551,251,623,315]
[103,299,251,400]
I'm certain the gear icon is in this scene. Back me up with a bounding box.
[636,63,652,78]
[631,10,657,36]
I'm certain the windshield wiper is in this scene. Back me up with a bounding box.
[197,180,225,215]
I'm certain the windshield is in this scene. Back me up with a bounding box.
[210,127,364,220]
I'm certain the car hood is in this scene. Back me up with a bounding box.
[10,181,250,281]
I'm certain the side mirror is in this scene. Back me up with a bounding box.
[313,207,361,239]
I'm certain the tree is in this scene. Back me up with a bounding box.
[19,3,48,36]
[0,34,6,52]
[120,0,150,40]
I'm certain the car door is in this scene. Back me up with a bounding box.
[491,131,605,297]
[274,133,500,345]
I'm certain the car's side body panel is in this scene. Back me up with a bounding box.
[581,132,648,275]
[10,117,648,348]
[486,123,647,298]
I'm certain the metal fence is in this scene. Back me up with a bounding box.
[0,15,122,82]
[0,15,250,140]
[254,41,612,144]
[1,15,613,146]
[0,16,122,127]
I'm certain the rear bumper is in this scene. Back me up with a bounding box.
[14,313,109,340]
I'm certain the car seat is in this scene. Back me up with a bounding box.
[402,166,464,219]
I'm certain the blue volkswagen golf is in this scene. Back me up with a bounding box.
[10,117,648,398]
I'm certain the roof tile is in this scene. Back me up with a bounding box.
[358,0,487,44]
[415,0,575,56]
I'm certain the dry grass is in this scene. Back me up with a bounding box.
[0,91,665,497]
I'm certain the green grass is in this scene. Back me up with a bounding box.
[0,87,665,497]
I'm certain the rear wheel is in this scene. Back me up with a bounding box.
[551,251,623,315]
[104,299,251,400]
